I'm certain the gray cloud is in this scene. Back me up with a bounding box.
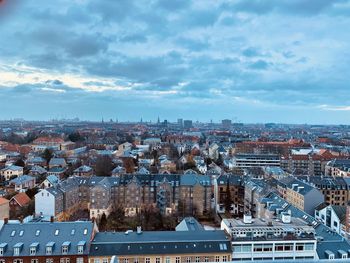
[1,0,350,123]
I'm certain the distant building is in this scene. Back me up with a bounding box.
[233,154,280,168]
[222,119,232,129]
[0,165,24,181]
[183,120,193,129]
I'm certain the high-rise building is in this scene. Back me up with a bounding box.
[183,120,193,129]
[222,119,232,129]
[177,118,183,128]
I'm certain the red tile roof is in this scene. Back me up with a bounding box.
[0,197,9,205]
[11,192,31,207]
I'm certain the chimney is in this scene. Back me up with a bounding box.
[137,226,142,234]
[4,218,8,224]
[50,216,54,223]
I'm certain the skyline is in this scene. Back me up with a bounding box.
[1,0,350,123]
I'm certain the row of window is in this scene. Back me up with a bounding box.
[93,256,229,263]
[0,258,84,263]
[233,242,314,253]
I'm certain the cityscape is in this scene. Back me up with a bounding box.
[2,0,350,263]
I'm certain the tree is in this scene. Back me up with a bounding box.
[95,155,114,176]
[14,159,25,167]
[41,148,53,165]
[68,132,84,142]
[107,205,126,231]
[123,158,135,173]
[99,213,108,232]
[224,178,232,214]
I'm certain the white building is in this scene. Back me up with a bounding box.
[315,204,346,237]
[222,215,317,261]
[0,165,23,181]
[35,188,63,218]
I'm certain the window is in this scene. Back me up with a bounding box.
[62,246,69,254]
[204,257,209,263]
[76,258,84,263]
[46,259,53,263]
[0,248,3,256]
[195,257,200,263]
[145,258,150,263]
[296,244,304,251]
[31,260,38,263]
[102,259,108,263]
[94,259,100,263]
[156,258,161,263]
[46,246,52,255]
[13,260,22,263]
[175,257,180,263]
[304,243,314,251]
[13,248,20,256]
[30,247,36,255]
[166,258,170,263]
[186,257,191,263]
[124,259,128,263]
[134,259,139,263]
[223,256,227,262]
[215,256,220,262]
[78,245,84,254]
[0,260,4,263]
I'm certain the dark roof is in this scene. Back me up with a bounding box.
[90,230,230,256]
[0,221,94,256]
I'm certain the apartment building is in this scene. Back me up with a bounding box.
[89,229,232,263]
[221,215,317,261]
[0,220,96,263]
[233,154,280,168]
[214,174,244,215]
[297,176,349,206]
[278,177,324,215]
[325,159,350,177]
[35,174,212,220]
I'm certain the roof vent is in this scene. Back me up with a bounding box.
[243,214,252,224]
[137,226,142,235]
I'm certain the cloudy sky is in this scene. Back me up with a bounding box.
[1,0,350,123]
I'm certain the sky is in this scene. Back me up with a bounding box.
[1,0,350,124]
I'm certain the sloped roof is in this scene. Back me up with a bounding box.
[11,192,31,207]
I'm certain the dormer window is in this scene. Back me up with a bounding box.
[77,241,86,254]
[30,243,39,255]
[62,241,71,254]
[13,243,23,256]
[46,242,55,255]
[0,243,7,256]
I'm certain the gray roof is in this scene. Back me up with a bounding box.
[90,230,231,256]
[0,221,94,256]
[9,175,35,185]
[175,217,204,232]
